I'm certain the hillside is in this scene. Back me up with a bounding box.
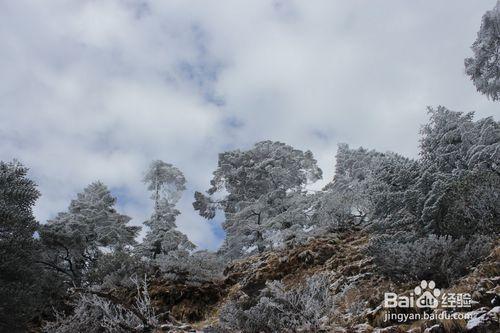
[147,230,499,332]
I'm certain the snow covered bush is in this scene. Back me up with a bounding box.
[219,273,334,332]
[88,250,146,290]
[155,249,224,285]
[368,233,493,285]
[43,277,158,333]
[187,250,225,283]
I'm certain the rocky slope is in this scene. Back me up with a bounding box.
[149,230,499,333]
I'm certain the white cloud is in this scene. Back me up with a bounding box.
[0,0,498,250]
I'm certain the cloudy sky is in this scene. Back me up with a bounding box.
[0,0,498,250]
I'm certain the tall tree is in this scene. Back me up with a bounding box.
[418,107,500,237]
[39,182,139,287]
[139,161,194,274]
[193,141,322,259]
[0,161,41,331]
[330,107,500,238]
[327,143,422,229]
[465,1,500,100]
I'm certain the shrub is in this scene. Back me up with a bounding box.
[368,233,493,285]
[219,273,334,333]
[43,277,158,333]
[157,250,224,285]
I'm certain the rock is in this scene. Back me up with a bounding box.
[278,255,289,263]
[423,324,444,333]
[477,279,495,291]
[177,324,192,330]
[159,322,196,332]
[472,278,500,308]
[491,295,500,307]
[465,307,490,320]
[373,326,406,333]
[160,323,175,331]
[466,306,500,333]
[330,327,348,333]
[469,300,482,309]
[472,290,484,303]
[298,249,315,263]
[406,328,422,333]
[351,323,374,333]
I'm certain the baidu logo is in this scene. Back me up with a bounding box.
[384,280,471,309]
[414,280,440,308]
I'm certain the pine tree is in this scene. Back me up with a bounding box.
[39,182,139,287]
[139,161,195,281]
[193,141,322,259]
[0,161,41,331]
[465,1,500,100]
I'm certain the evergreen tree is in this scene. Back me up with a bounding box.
[465,1,500,100]
[194,141,322,259]
[343,107,500,283]
[139,161,195,281]
[0,161,41,331]
[39,182,139,287]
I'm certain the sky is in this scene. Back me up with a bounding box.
[0,0,498,250]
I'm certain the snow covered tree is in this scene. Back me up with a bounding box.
[39,182,139,287]
[329,107,499,239]
[143,160,186,218]
[0,161,42,331]
[138,161,195,281]
[357,108,500,283]
[420,106,476,172]
[260,191,324,248]
[193,141,322,259]
[327,143,421,230]
[466,115,500,174]
[420,106,500,176]
[327,144,384,224]
[465,1,500,100]
[418,107,500,236]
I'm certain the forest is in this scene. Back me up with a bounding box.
[2,104,499,332]
[1,2,500,333]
